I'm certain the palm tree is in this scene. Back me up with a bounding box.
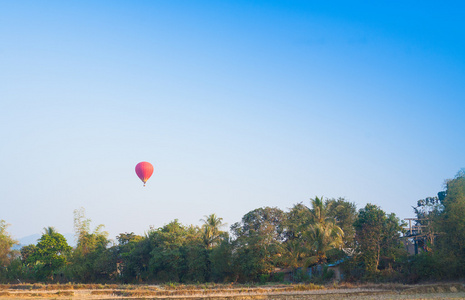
[309,196,336,225]
[42,226,57,236]
[200,214,226,249]
[280,238,307,270]
[302,196,344,266]
[304,222,344,266]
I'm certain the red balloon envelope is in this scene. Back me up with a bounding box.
[135,162,154,186]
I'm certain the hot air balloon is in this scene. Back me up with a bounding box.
[135,161,154,186]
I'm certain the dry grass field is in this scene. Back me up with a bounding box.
[0,282,464,299]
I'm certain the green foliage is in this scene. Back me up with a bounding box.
[269,271,284,282]
[26,228,72,281]
[280,198,348,273]
[284,203,312,240]
[148,220,188,282]
[200,214,226,250]
[209,239,234,282]
[309,196,329,224]
[354,204,385,274]
[304,221,344,266]
[73,208,109,257]
[304,197,344,266]
[231,207,286,282]
[116,232,147,282]
[292,268,310,282]
[320,267,334,282]
[0,220,18,270]
[432,175,465,277]
[280,204,312,271]
[21,244,37,265]
[406,252,442,282]
[259,273,270,284]
[117,232,141,245]
[325,248,346,263]
[7,173,465,284]
[354,204,405,276]
[340,254,363,281]
[326,198,357,248]
[183,242,208,282]
[68,208,112,282]
[146,220,211,283]
[3,257,26,281]
[119,235,152,282]
[231,207,285,242]
[412,196,441,252]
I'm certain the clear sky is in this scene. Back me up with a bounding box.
[1,1,464,241]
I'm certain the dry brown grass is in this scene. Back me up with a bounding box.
[53,291,74,296]
[0,282,463,299]
[0,283,120,291]
[332,282,409,292]
[400,283,465,294]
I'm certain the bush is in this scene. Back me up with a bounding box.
[293,269,310,283]
[340,257,364,282]
[270,272,284,282]
[405,252,447,282]
[258,274,270,284]
[322,268,334,281]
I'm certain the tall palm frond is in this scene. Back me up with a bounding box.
[309,196,335,225]
[200,214,225,249]
[43,226,57,236]
[304,221,344,266]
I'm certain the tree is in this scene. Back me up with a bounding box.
[279,238,305,270]
[412,196,442,251]
[43,226,57,236]
[118,234,151,282]
[199,214,228,281]
[280,198,348,272]
[148,220,187,282]
[309,196,332,224]
[117,232,142,246]
[0,220,18,269]
[26,227,72,281]
[354,204,405,275]
[354,204,385,273]
[305,221,344,266]
[70,208,110,282]
[73,207,108,256]
[296,197,345,267]
[117,231,146,280]
[231,207,285,281]
[0,220,18,280]
[326,198,357,249]
[21,244,37,266]
[232,207,285,243]
[209,238,234,282]
[183,226,209,282]
[405,170,465,281]
[434,173,465,277]
[283,202,312,240]
[280,203,312,271]
[145,220,210,282]
[200,214,226,249]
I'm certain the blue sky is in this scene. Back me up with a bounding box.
[1,1,464,241]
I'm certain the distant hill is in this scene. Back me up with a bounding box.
[13,233,76,250]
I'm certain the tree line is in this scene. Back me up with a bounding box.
[0,170,464,283]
